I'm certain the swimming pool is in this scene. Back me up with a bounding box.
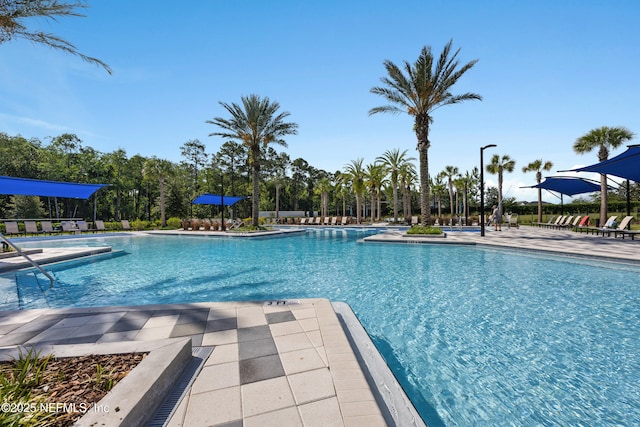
[6,230,640,426]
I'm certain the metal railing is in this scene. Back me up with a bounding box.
[0,233,55,287]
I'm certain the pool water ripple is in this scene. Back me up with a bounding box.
[9,231,640,426]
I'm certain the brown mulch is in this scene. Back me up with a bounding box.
[1,352,147,426]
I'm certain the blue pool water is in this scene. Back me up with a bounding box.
[6,230,640,426]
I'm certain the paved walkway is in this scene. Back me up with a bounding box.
[0,299,389,426]
[364,225,640,263]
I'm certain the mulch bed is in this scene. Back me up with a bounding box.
[1,353,147,426]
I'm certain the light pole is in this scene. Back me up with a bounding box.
[480,144,497,237]
[220,174,226,232]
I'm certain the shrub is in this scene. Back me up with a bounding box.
[166,217,181,229]
[406,225,443,235]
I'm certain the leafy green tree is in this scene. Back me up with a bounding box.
[522,159,553,223]
[291,158,309,212]
[7,195,45,218]
[573,126,634,222]
[486,154,516,215]
[0,0,111,73]
[208,95,298,226]
[370,40,481,225]
[342,159,366,224]
[216,141,248,219]
[143,157,174,227]
[377,148,416,223]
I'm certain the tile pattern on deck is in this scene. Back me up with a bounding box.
[0,299,387,427]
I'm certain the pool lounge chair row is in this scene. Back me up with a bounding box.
[1,220,130,235]
[576,215,638,239]
[300,216,352,226]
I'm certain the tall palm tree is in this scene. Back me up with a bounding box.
[431,174,447,221]
[574,126,634,223]
[369,40,481,226]
[441,165,459,218]
[365,162,386,221]
[399,162,417,222]
[315,177,332,218]
[143,157,174,227]
[486,154,516,215]
[342,159,366,224]
[207,95,298,226]
[522,159,553,223]
[1,0,111,73]
[377,148,416,223]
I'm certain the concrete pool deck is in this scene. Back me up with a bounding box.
[0,299,398,426]
[1,225,639,425]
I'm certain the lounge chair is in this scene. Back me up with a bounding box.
[299,217,307,225]
[61,221,79,233]
[553,216,573,229]
[121,220,131,231]
[94,220,106,232]
[614,217,639,239]
[559,216,581,229]
[608,216,635,238]
[77,220,90,232]
[341,216,350,225]
[40,221,58,234]
[24,221,42,235]
[314,217,322,225]
[331,217,338,226]
[507,213,519,228]
[533,216,555,227]
[323,217,330,225]
[584,216,617,235]
[544,215,565,229]
[3,221,21,236]
[411,216,419,226]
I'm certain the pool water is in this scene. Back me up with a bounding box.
[7,230,640,426]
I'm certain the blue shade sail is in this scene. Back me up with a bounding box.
[564,144,640,183]
[524,176,602,196]
[0,176,108,199]
[192,194,246,206]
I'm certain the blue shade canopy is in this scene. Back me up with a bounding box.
[564,144,640,182]
[192,194,246,206]
[0,176,108,199]
[524,176,603,196]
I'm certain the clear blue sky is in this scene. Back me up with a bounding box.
[1,0,638,202]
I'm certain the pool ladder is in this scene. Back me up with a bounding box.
[0,233,54,288]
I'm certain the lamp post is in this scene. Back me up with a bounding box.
[220,174,226,232]
[480,144,497,237]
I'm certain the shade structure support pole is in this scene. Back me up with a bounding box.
[0,233,54,288]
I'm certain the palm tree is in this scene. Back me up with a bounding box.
[143,157,174,227]
[522,159,553,223]
[486,154,516,215]
[431,174,447,221]
[441,166,459,219]
[365,162,386,221]
[574,126,634,223]
[342,159,366,224]
[377,149,416,223]
[1,0,111,73]
[369,40,481,226]
[207,95,298,226]
[399,162,417,222]
[315,177,332,218]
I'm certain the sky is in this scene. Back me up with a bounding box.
[1,0,639,203]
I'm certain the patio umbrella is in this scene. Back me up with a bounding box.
[521,176,605,210]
